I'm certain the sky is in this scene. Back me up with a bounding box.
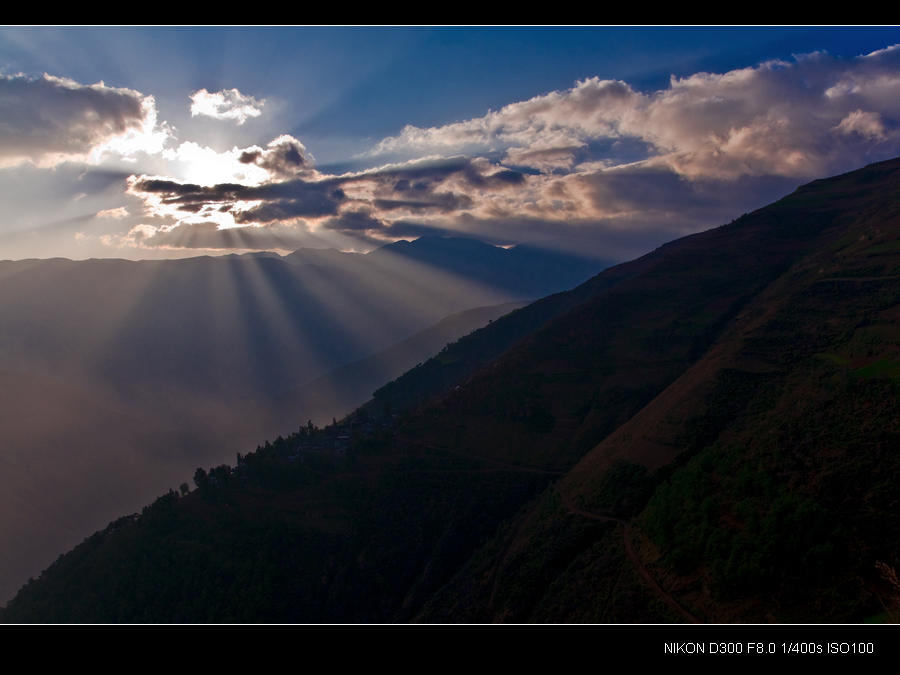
[3,26,900,263]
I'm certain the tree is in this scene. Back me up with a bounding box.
[193,467,209,491]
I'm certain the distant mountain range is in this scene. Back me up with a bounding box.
[4,158,900,623]
[0,236,610,605]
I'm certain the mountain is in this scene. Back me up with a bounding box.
[3,158,900,622]
[0,237,610,606]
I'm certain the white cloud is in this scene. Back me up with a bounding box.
[366,47,900,181]
[96,206,129,219]
[365,78,640,170]
[190,88,265,125]
[91,95,174,162]
[834,110,888,140]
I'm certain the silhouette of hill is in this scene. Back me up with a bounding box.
[4,158,900,622]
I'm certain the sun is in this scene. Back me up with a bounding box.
[162,142,270,188]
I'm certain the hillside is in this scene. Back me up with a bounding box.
[4,158,900,622]
[420,160,900,622]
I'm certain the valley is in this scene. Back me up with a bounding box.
[0,238,606,606]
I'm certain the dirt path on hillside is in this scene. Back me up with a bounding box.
[559,492,702,624]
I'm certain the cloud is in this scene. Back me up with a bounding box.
[372,191,472,213]
[0,74,158,167]
[320,209,386,233]
[96,206,129,219]
[366,47,900,181]
[190,88,265,124]
[316,210,464,247]
[237,135,316,179]
[365,78,639,168]
[127,172,346,230]
[835,110,887,140]
[91,94,172,161]
[316,210,388,246]
[232,188,342,222]
[128,153,483,228]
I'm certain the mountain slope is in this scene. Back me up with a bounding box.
[5,158,900,622]
[419,158,900,622]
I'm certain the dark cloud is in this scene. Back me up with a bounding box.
[373,191,473,213]
[237,135,314,179]
[488,169,526,185]
[577,164,797,222]
[315,213,461,247]
[234,195,340,223]
[369,155,472,181]
[579,165,710,215]
[176,203,204,213]
[130,177,240,199]
[131,154,492,232]
[349,156,477,196]
[320,210,386,233]
[0,74,147,163]
[370,157,524,192]
[130,175,345,221]
[379,220,462,240]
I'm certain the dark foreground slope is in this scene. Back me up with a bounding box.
[5,159,900,622]
[419,159,900,623]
